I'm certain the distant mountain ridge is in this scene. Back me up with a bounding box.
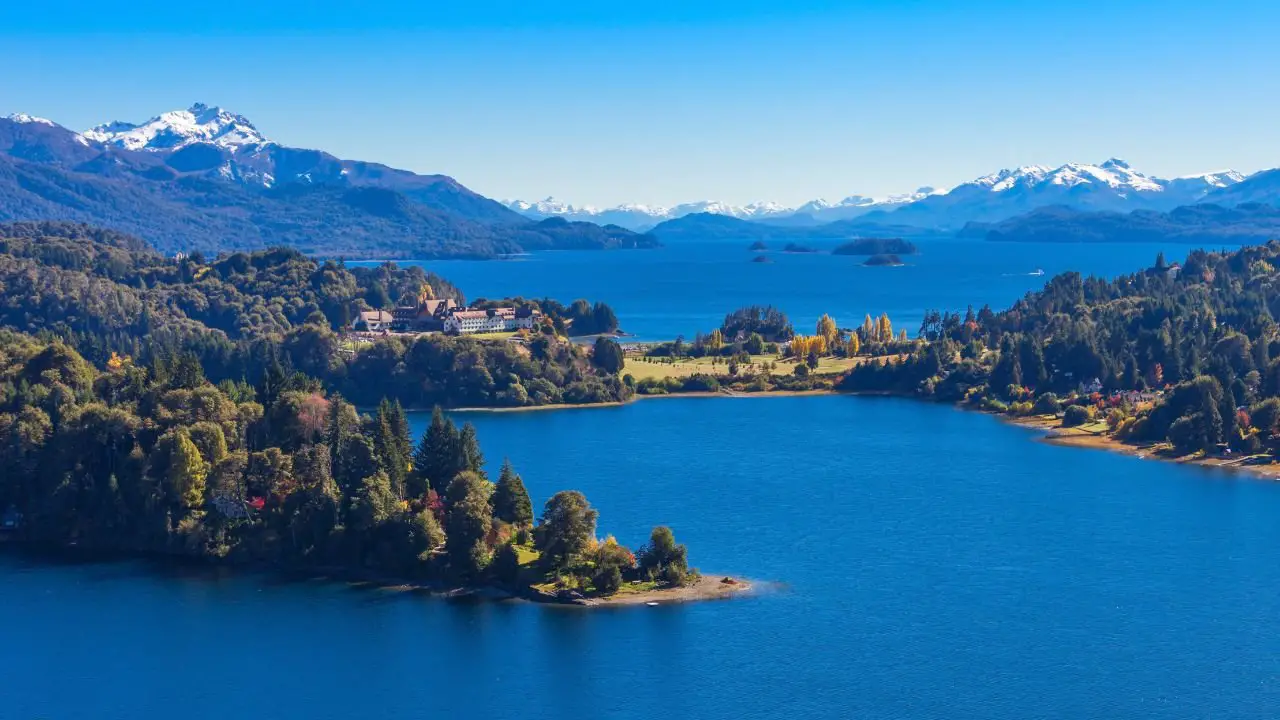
[511,159,1256,231]
[963,202,1280,245]
[0,105,657,258]
[648,212,948,243]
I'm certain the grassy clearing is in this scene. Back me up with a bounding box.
[469,331,519,341]
[514,545,540,566]
[624,353,860,381]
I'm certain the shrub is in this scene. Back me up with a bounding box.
[1063,405,1091,427]
[1033,392,1062,415]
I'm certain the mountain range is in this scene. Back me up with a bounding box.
[509,159,1257,231]
[0,105,657,258]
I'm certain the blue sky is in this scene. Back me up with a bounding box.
[3,0,1278,206]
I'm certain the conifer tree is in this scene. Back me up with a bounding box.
[409,407,461,496]
[493,459,533,527]
[459,423,485,477]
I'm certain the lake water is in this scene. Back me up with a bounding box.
[363,238,1222,341]
[6,395,1280,719]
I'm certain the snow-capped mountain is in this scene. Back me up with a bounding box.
[860,159,1247,229]
[505,193,926,230]
[512,160,1252,231]
[505,197,797,229]
[82,103,270,152]
[5,112,59,128]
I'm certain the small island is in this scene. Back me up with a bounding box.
[783,242,818,253]
[832,237,918,256]
[863,253,904,267]
[751,255,773,263]
[748,241,768,251]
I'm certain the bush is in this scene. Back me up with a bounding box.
[491,543,521,587]
[1008,401,1033,416]
[1033,392,1062,415]
[592,565,623,595]
[982,396,1009,413]
[1063,404,1091,427]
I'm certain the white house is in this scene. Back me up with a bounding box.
[444,307,541,334]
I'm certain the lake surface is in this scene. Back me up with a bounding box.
[360,238,1224,341]
[6,395,1280,719]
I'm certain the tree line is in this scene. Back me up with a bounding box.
[0,222,630,410]
[0,331,693,597]
[844,242,1280,458]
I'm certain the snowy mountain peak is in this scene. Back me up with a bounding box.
[5,112,58,127]
[964,160,1165,194]
[82,103,270,151]
[1175,170,1247,187]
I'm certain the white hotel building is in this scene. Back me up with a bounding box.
[443,307,541,335]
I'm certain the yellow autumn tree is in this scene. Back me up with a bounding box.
[707,329,724,352]
[848,332,861,356]
[862,314,875,340]
[877,314,893,343]
[898,329,908,342]
[816,314,838,345]
[418,283,436,304]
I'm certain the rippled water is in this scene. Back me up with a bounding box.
[6,395,1280,719]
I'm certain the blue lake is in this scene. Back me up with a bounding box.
[6,395,1280,719]
[365,238,1223,341]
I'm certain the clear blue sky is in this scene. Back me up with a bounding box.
[3,0,1277,207]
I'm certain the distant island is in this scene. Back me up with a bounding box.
[748,240,768,251]
[832,238,918,255]
[649,212,945,243]
[751,255,773,263]
[783,243,817,253]
[863,253,904,266]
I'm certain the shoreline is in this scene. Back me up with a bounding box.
[448,388,837,413]
[1002,413,1280,481]
[1,544,752,610]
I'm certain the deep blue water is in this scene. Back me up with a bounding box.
[6,396,1280,719]
[358,238,1223,341]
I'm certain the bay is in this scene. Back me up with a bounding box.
[6,395,1280,719]
[366,238,1223,341]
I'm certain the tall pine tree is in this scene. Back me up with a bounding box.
[493,459,533,527]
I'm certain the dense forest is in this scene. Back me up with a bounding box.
[0,222,631,409]
[0,332,694,598]
[844,243,1280,458]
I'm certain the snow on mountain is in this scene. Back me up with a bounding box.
[511,159,1253,231]
[868,159,1247,229]
[6,113,58,127]
[507,188,944,229]
[82,103,270,151]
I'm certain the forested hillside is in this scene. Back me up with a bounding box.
[845,243,1280,457]
[0,222,630,408]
